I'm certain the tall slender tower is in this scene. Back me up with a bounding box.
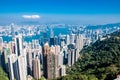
[32,57,41,79]
[14,35,23,56]
[11,23,15,38]
[43,43,58,79]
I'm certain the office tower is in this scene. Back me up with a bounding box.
[14,35,23,56]
[66,35,70,45]
[32,57,41,79]
[67,44,75,66]
[58,65,66,77]
[10,23,15,38]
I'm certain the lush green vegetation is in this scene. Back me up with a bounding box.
[0,67,9,80]
[56,31,120,80]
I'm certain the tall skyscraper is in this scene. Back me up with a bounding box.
[47,51,57,79]
[0,37,3,49]
[0,37,3,67]
[67,44,76,66]
[17,55,27,80]
[14,35,23,56]
[49,37,54,46]
[58,53,63,67]
[43,43,58,79]
[8,52,27,80]
[32,57,41,79]
[26,49,33,75]
[10,23,15,38]
[66,35,70,45]
[43,43,50,78]
[50,27,54,38]
[70,34,75,44]
[8,54,17,80]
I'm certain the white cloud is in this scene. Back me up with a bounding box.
[22,15,41,19]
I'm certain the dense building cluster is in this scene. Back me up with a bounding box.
[0,23,119,80]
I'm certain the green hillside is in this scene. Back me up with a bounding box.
[0,67,9,80]
[55,30,120,80]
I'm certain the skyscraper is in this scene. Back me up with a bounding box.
[8,54,17,80]
[47,51,57,79]
[43,43,50,78]
[0,37,3,49]
[50,27,54,38]
[32,57,41,79]
[67,44,76,66]
[17,55,27,80]
[14,35,23,56]
[10,23,15,38]
[43,43,58,79]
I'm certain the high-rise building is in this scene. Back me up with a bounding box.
[43,43,58,79]
[58,53,63,67]
[0,37,3,50]
[14,35,23,56]
[10,23,15,38]
[17,55,27,80]
[32,57,41,79]
[50,38,54,46]
[58,65,66,77]
[8,54,17,80]
[2,47,11,72]
[43,43,50,78]
[67,44,76,66]
[0,37,3,67]
[26,49,33,75]
[70,34,75,44]
[47,51,57,79]
[54,36,59,45]
[66,35,70,45]
[50,27,54,38]
[8,53,27,80]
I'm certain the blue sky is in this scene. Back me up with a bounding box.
[0,0,120,25]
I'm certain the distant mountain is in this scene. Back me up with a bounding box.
[87,23,120,30]
[55,30,120,80]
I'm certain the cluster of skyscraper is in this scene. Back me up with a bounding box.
[1,23,119,80]
[0,25,86,80]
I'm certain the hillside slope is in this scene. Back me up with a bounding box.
[55,30,120,80]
